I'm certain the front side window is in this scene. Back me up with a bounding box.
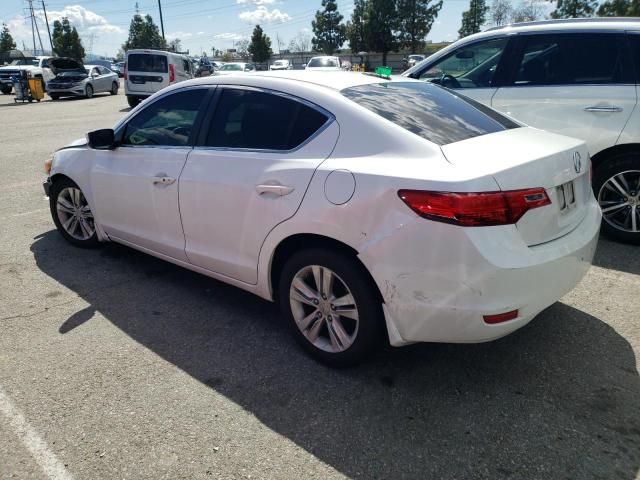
[342,82,518,146]
[419,38,508,88]
[122,89,207,146]
[511,33,632,86]
[127,54,168,73]
[204,88,328,150]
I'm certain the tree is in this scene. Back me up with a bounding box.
[168,38,182,52]
[458,0,489,38]
[489,0,513,25]
[397,0,443,54]
[597,0,639,15]
[236,39,250,60]
[312,0,346,55]
[364,0,400,65]
[346,0,367,53]
[289,31,311,61]
[512,0,544,21]
[52,17,85,60]
[0,23,17,54]
[550,0,597,18]
[248,25,272,63]
[122,14,166,51]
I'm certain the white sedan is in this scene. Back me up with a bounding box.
[43,71,601,366]
[305,56,342,71]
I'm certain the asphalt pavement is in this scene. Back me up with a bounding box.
[0,88,639,480]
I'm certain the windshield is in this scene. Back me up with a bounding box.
[127,54,168,73]
[409,55,424,61]
[308,57,339,68]
[9,59,39,66]
[341,81,519,146]
[220,64,243,71]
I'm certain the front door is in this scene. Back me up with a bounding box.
[179,87,339,284]
[491,33,637,156]
[91,88,209,261]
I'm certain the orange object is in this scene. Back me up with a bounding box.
[27,78,44,102]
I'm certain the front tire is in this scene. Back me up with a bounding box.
[49,178,99,248]
[110,81,118,95]
[127,95,140,108]
[49,93,59,100]
[1,84,12,94]
[278,249,384,367]
[594,152,640,245]
[85,84,93,99]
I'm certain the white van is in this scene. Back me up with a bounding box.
[124,49,193,107]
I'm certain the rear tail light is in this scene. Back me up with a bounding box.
[483,310,519,324]
[123,62,127,80]
[169,64,175,83]
[398,188,551,226]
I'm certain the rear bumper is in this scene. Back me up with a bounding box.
[362,200,601,346]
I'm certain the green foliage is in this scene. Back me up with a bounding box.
[312,0,347,55]
[597,0,639,15]
[397,0,443,53]
[346,0,368,53]
[122,14,167,51]
[550,0,597,18]
[364,0,400,65]
[0,23,16,54]
[248,25,272,63]
[458,0,489,38]
[52,18,85,60]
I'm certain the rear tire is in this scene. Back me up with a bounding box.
[49,178,100,248]
[85,84,93,99]
[1,84,12,94]
[110,81,118,95]
[278,249,384,367]
[127,95,140,108]
[593,152,640,245]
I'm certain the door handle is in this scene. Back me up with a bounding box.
[153,175,176,185]
[255,183,295,196]
[584,105,623,113]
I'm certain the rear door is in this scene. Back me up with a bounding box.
[180,86,339,284]
[127,53,169,95]
[492,32,637,156]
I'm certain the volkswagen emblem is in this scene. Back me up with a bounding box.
[573,152,582,174]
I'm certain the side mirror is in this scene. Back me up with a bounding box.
[87,129,116,150]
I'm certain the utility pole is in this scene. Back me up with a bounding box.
[157,0,165,40]
[42,0,53,54]
[29,0,36,55]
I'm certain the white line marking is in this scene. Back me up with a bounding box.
[0,385,74,480]
[10,208,49,218]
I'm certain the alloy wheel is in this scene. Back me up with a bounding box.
[289,265,359,353]
[598,170,640,233]
[56,187,95,241]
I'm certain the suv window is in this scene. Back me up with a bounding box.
[127,54,168,73]
[629,34,640,83]
[205,89,328,150]
[511,33,632,86]
[342,82,519,146]
[122,89,207,147]
[419,38,508,88]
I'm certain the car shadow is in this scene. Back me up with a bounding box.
[119,107,132,112]
[593,236,640,276]
[31,231,640,479]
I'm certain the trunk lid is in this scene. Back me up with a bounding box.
[440,127,591,246]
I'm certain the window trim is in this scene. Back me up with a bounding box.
[502,32,636,88]
[193,84,335,154]
[115,85,215,149]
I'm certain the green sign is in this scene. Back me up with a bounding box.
[374,66,392,78]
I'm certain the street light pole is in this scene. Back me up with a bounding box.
[158,0,165,40]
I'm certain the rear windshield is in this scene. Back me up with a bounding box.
[309,57,339,68]
[341,81,519,145]
[127,54,168,73]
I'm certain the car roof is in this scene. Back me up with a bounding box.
[485,17,640,33]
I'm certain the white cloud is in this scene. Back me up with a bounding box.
[36,5,123,34]
[167,31,207,40]
[236,0,276,5]
[213,32,247,41]
[238,6,291,24]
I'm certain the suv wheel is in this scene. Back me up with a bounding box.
[594,152,640,245]
[278,249,384,367]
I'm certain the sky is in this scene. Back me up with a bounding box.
[0,0,554,59]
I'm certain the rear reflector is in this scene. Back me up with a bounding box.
[123,62,127,80]
[169,63,175,83]
[483,310,519,324]
[398,188,551,226]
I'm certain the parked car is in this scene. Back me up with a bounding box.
[270,59,292,71]
[403,54,426,70]
[0,56,54,94]
[124,49,193,108]
[43,71,600,366]
[404,18,640,244]
[195,58,214,77]
[305,56,341,71]
[110,62,122,77]
[213,62,256,75]
[47,60,119,100]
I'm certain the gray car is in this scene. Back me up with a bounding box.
[47,58,119,100]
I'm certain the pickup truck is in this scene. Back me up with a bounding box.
[0,56,54,94]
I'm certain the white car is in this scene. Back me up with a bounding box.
[270,59,292,71]
[0,56,54,94]
[214,62,256,75]
[43,71,600,366]
[404,18,640,244]
[305,56,341,71]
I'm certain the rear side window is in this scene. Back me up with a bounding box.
[127,54,168,73]
[341,82,518,146]
[630,34,640,83]
[122,89,206,146]
[205,89,329,150]
[511,33,633,86]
